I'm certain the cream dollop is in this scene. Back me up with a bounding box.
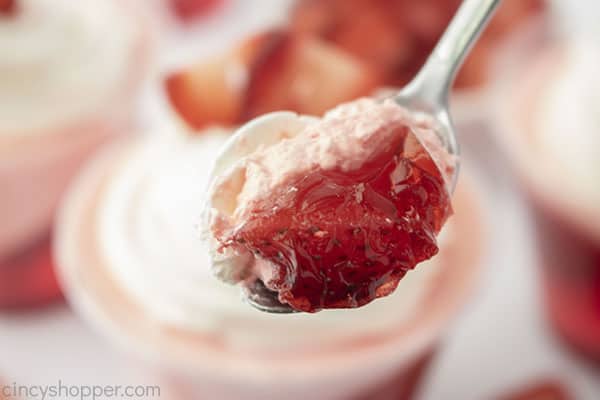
[0,0,140,135]
[533,40,600,205]
[96,130,447,352]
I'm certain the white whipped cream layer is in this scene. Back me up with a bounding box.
[96,131,446,352]
[0,0,140,135]
[533,40,600,205]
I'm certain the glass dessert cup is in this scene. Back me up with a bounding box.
[492,21,600,361]
[54,130,485,400]
[0,0,152,309]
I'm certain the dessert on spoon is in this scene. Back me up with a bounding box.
[204,0,500,313]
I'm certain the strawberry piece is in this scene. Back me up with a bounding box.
[166,29,378,129]
[500,381,572,400]
[242,30,379,119]
[292,0,546,88]
[0,0,16,16]
[456,0,546,87]
[169,0,222,22]
[292,0,414,84]
[0,237,62,309]
[165,31,284,130]
[165,55,245,130]
[291,0,455,86]
[220,124,451,312]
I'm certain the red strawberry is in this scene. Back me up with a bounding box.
[164,31,278,129]
[165,55,245,130]
[0,237,62,309]
[0,0,16,16]
[242,30,379,119]
[457,0,546,88]
[292,0,546,88]
[165,29,378,129]
[292,0,411,84]
[169,0,222,22]
[500,381,572,400]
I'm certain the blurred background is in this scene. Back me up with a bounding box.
[0,0,599,399]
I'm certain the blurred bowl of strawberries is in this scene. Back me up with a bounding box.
[164,0,547,130]
[291,0,547,113]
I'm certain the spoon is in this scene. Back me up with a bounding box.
[209,0,500,314]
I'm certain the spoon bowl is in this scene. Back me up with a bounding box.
[243,279,299,314]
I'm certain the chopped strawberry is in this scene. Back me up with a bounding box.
[291,0,455,85]
[169,0,223,22]
[0,237,62,309]
[165,55,245,130]
[0,0,16,16]
[165,31,284,130]
[500,381,572,400]
[219,124,451,312]
[166,29,378,129]
[242,30,379,119]
[289,0,336,38]
[292,0,546,88]
[457,0,546,87]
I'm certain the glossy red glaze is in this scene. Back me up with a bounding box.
[220,126,451,312]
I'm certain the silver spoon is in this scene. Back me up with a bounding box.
[212,0,500,314]
[395,0,500,193]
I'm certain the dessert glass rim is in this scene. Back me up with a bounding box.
[489,17,600,242]
[54,135,484,384]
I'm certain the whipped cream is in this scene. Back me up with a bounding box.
[96,130,447,352]
[0,0,140,135]
[533,40,600,205]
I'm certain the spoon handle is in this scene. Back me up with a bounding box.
[404,0,501,107]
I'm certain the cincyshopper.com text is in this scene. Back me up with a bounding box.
[2,381,161,400]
